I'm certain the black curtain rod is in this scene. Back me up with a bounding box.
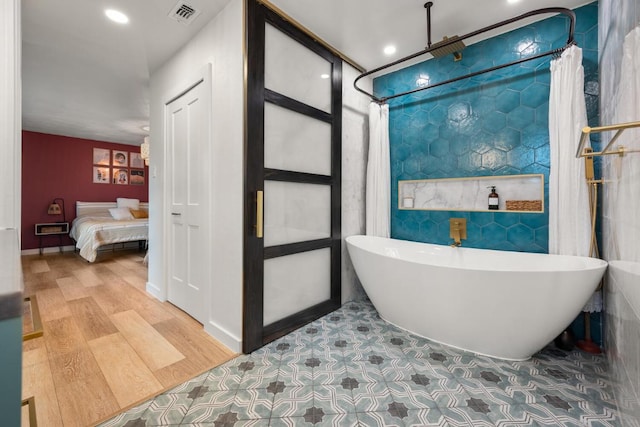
[354,7,576,104]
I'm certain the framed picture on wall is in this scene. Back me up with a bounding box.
[113,150,128,167]
[130,152,144,169]
[93,167,110,184]
[130,169,145,185]
[113,168,129,185]
[93,148,110,165]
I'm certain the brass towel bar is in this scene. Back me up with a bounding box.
[576,120,640,158]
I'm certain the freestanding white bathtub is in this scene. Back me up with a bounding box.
[346,235,608,361]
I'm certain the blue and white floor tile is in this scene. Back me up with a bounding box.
[99,300,621,426]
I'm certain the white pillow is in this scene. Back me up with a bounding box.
[116,198,140,210]
[109,207,134,220]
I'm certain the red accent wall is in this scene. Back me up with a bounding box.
[21,131,149,250]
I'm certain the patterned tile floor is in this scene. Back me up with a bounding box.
[100,300,620,426]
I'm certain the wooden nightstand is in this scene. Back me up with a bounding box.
[35,222,70,255]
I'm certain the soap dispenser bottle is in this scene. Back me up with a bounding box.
[488,186,499,210]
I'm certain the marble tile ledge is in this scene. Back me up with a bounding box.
[399,174,544,212]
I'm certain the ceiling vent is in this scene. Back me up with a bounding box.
[168,2,201,25]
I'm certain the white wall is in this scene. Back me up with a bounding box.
[148,0,244,352]
[341,64,370,303]
[599,0,640,423]
[0,2,22,425]
[0,0,21,233]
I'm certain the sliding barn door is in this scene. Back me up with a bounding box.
[244,0,342,353]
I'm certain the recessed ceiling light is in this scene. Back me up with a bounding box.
[320,74,330,79]
[507,0,520,3]
[105,9,129,24]
[383,45,397,55]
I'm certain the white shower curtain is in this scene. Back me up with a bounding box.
[612,26,640,262]
[617,26,640,125]
[548,45,591,257]
[366,103,390,237]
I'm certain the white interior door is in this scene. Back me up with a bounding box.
[166,80,209,324]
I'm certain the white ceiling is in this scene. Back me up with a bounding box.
[21,0,592,145]
[21,0,231,145]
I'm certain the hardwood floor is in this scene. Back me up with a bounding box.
[21,249,237,427]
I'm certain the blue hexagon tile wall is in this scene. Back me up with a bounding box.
[374,2,598,253]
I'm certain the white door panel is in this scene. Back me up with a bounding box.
[167,80,209,324]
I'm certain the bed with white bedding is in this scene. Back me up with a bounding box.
[70,201,148,262]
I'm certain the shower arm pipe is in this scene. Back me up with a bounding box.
[575,120,640,158]
[425,2,433,49]
[353,7,576,104]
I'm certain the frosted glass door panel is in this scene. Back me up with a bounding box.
[265,103,331,175]
[265,24,332,113]
[264,181,330,247]
[263,248,330,325]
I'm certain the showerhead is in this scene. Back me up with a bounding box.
[423,3,465,61]
[429,35,466,61]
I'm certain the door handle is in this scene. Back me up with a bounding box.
[256,190,263,239]
[171,212,181,216]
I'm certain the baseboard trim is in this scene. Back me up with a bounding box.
[205,320,242,354]
[21,245,75,256]
[145,281,165,301]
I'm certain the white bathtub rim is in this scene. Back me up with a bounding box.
[380,313,532,362]
[345,235,608,274]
